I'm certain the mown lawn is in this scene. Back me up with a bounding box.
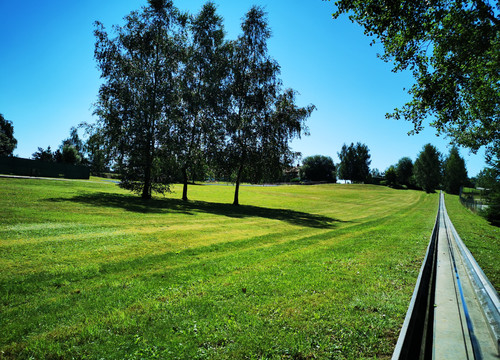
[444,193,499,291]
[0,178,439,359]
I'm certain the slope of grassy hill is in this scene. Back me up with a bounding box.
[1,178,439,359]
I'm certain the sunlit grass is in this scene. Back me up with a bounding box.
[0,178,439,359]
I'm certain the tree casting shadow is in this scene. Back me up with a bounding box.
[46,192,344,229]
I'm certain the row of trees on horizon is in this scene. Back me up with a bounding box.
[299,143,470,195]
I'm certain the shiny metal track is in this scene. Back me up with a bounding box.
[392,192,500,359]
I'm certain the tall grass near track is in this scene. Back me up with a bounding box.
[0,179,438,359]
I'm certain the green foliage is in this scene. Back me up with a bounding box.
[175,2,228,201]
[396,157,413,187]
[32,146,55,162]
[224,5,280,204]
[32,128,87,166]
[385,165,397,187]
[260,89,315,182]
[332,0,500,157]
[367,168,383,185]
[484,189,500,226]
[93,0,186,199]
[337,142,371,183]
[300,155,336,182]
[62,127,84,155]
[60,144,81,165]
[222,7,314,204]
[92,3,312,203]
[414,143,442,193]
[443,146,468,195]
[482,145,500,224]
[84,129,110,176]
[476,167,497,189]
[0,113,17,157]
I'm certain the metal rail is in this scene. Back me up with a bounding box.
[392,192,500,360]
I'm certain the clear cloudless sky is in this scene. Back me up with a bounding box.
[0,0,488,176]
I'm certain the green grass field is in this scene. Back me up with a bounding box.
[0,178,495,359]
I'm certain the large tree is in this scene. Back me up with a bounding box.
[300,155,336,182]
[395,156,413,187]
[83,127,111,176]
[331,1,499,156]
[93,0,187,199]
[414,143,442,193]
[443,146,468,194]
[253,89,315,184]
[224,7,313,205]
[385,165,398,187]
[0,114,17,157]
[175,2,227,201]
[337,142,371,183]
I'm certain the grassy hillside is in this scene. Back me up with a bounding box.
[0,179,438,359]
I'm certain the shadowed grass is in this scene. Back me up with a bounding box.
[45,192,345,229]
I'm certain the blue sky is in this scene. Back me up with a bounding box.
[0,0,487,176]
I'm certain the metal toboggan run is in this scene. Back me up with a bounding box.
[392,192,500,360]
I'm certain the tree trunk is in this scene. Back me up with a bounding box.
[142,126,153,200]
[233,162,244,206]
[182,167,189,201]
[142,164,152,199]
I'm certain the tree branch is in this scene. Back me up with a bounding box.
[473,0,500,26]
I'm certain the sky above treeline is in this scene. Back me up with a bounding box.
[0,0,488,176]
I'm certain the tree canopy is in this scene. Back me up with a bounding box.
[331,0,500,156]
[395,157,413,187]
[92,2,313,203]
[443,146,468,194]
[384,165,398,187]
[222,6,314,205]
[337,142,371,183]
[94,0,187,199]
[475,167,498,189]
[175,1,228,201]
[32,146,55,162]
[0,114,17,157]
[300,155,336,182]
[60,144,82,165]
[414,143,442,193]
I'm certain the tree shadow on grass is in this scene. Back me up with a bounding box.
[46,192,344,229]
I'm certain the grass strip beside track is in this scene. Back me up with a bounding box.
[444,193,499,292]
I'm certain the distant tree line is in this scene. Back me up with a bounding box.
[32,127,85,166]
[382,144,469,194]
[298,143,471,195]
